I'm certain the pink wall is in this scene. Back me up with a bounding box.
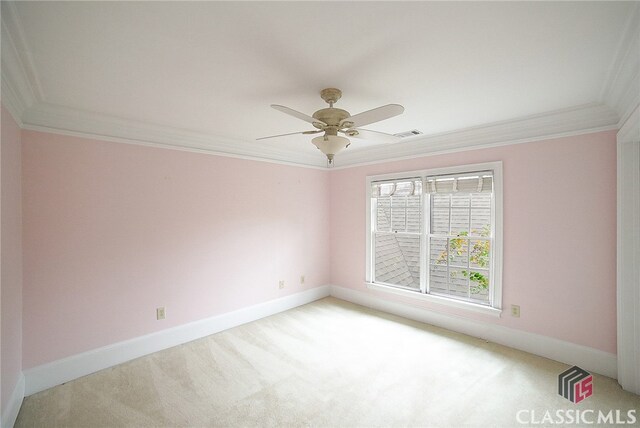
[1,107,23,411]
[17,127,619,369]
[21,131,330,368]
[330,131,617,354]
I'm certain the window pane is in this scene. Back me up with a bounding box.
[471,192,491,208]
[406,195,421,233]
[470,193,491,236]
[451,208,469,235]
[469,239,491,269]
[451,193,470,207]
[449,237,468,267]
[376,198,391,232]
[431,207,449,234]
[448,268,469,298]
[371,168,497,309]
[375,233,420,289]
[469,269,490,304]
[391,196,406,231]
[432,194,449,207]
[429,265,448,293]
[397,235,421,285]
[429,237,448,266]
[470,208,491,237]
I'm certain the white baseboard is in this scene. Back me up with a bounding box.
[1,373,25,428]
[329,285,617,378]
[21,283,617,398]
[23,285,330,396]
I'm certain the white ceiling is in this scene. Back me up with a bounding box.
[2,1,638,167]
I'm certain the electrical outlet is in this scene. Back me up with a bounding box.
[510,304,520,318]
[156,307,166,320]
[279,280,285,289]
[300,275,305,285]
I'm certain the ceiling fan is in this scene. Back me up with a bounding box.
[258,88,404,165]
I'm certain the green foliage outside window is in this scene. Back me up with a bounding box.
[437,225,491,294]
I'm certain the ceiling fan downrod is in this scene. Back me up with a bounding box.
[320,88,342,107]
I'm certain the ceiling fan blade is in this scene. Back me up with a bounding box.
[256,130,321,140]
[340,104,404,128]
[344,128,401,144]
[271,105,326,126]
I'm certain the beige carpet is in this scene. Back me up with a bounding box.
[15,297,640,427]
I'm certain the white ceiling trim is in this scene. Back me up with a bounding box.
[3,1,44,100]
[0,1,42,119]
[600,3,640,127]
[0,2,631,170]
[1,20,32,125]
[616,104,639,146]
[332,103,619,169]
[17,101,618,170]
[21,123,330,171]
[1,67,26,127]
[21,103,329,169]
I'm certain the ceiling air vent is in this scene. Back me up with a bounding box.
[394,129,423,138]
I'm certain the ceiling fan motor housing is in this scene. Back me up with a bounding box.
[312,108,351,129]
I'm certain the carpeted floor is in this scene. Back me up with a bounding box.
[15,297,640,427]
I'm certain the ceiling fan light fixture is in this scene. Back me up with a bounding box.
[312,135,350,164]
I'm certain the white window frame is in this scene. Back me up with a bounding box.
[366,161,503,316]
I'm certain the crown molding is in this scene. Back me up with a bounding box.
[1,1,44,99]
[332,103,619,168]
[17,101,619,170]
[617,104,639,146]
[600,2,640,127]
[1,11,34,125]
[21,103,329,168]
[1,70,25,127]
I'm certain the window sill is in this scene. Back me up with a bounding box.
[365,282,502,317]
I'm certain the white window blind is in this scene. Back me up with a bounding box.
[426,171,493,194]
[372,178,422,197]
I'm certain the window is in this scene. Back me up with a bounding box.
[366,162,503,314]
